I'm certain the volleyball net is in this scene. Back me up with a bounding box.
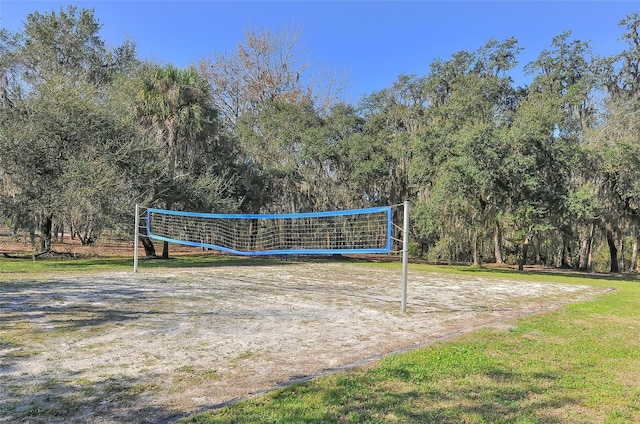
[145,206,393,256]
[134,203,410,312]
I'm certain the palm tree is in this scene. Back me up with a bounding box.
[136,64,217,257]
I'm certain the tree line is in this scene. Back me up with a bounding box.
[1,6,639,272]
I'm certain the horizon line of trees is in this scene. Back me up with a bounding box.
[2,6,640,273]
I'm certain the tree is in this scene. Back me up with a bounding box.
[411,38,521,265]
[136,64,215,181]
[588,12,640,272]
[0,6,145,253]
[200,27,310,129]
[2,6,136,87]
[235,98,322,213]
[502,90,572,270]
[135,63,237,257]
[520,31,597,270]
[359,74,428,207]
[201,26,345,131]
[206,27,350,215]
[0,74,155,251]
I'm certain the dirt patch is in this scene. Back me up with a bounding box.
[0,262,607,423]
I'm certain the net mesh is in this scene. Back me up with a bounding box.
[146,207,392,256]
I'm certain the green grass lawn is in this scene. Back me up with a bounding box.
[0,253,285,277]
[2,255,639,423]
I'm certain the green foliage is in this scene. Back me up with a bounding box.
[134,63,219,183]
[0,76,152,248]
[410,39,521,264]
[0,6,149,250]
[0,254,288,277]
[2,5,640,272]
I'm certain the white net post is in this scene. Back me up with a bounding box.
[401,200,410,313]
[133,204,140,273]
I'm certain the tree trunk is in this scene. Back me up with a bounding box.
[140,236,157,257]
[518,233,531,271]
[631,234,639,273]
[555,243,563,268]
[534,238,543,265]
[606,228,619,273]
[39,212,53,253]
[53,221,60,242]
[587,233,594,270]
[561,237,573,268]
[619,237,625,272]
[162,200,173,258]
[79,225,94,245]
[471,230,481,267]
[249,219,258,251]
[578,223,595,271]
[493,221,503,264]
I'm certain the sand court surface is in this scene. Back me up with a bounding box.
[0,262,606,423]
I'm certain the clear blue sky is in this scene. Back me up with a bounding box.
[1,1,638,103]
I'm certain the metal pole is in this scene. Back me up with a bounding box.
[401,200,410,313]
[134,204,139,273]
